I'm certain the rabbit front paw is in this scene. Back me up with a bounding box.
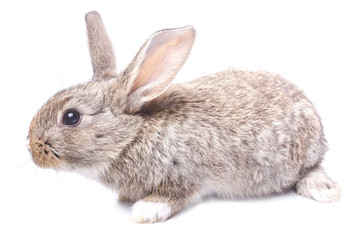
[131,201,172,223]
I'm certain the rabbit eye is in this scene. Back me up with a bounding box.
[62,109,81,126]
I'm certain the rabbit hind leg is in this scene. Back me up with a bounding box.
[296,166,341,203]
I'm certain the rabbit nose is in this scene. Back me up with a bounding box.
[27,135,61,169]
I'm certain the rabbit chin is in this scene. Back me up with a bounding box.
[73,162,111,181]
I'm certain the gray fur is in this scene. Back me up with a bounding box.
[28,11,340,223]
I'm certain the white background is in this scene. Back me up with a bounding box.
[1,0,355,239]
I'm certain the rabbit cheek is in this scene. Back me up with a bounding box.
[29,136,63,169]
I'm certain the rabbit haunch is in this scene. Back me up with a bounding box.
[28,11,340,224]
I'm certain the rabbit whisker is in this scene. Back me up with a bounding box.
[14,160,31,170]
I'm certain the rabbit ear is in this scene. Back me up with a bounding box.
[86,11,116,79]
[123,26,195,113]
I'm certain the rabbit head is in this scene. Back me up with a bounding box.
[27,11,195,173]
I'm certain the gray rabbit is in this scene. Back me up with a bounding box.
[28,11,340,223]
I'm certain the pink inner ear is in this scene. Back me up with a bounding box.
[130,28,195,96]
[131,44,169,93]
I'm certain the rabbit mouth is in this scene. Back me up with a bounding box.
[28,136,64,170]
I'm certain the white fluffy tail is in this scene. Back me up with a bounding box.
[296,166,341,203]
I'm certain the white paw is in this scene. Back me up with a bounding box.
[309,184,341,203]
[296,170,341,203]
[131,201,172,223]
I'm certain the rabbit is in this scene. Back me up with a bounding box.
[27,11,341,223]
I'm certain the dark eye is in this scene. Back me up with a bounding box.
[62,109,81,126]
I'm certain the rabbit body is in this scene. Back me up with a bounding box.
[28,11,340,223]
[104,70,326,201]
